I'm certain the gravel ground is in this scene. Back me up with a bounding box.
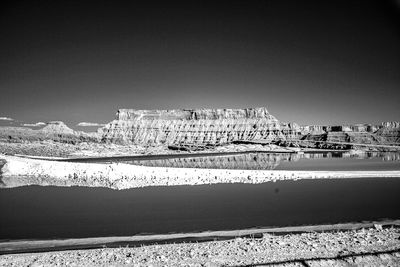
[1,226,399,266]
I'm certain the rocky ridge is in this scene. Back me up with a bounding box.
[301,121,400,149]
[0,121,98,144]
[0,108,398,150]
[99,108,400,149]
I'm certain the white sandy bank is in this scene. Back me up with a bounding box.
[1,154,400,190]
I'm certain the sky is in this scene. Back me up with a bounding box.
[0,0,399,127]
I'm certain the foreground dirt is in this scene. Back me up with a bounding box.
[1,226,399,266]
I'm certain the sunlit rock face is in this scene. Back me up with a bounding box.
[115,108,275,120]
[280,122,303,142]
[100,108,301,145]
[300,122,400,147]
[376,122,400,143]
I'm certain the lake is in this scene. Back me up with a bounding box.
[0,151,399,242]
[97,151,400,171]
[1,178,399,240]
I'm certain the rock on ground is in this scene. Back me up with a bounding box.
[1,227,399,266]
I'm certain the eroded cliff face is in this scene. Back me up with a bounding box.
[100,108,400,147]
[100,108,301,145]
[375,122,400,143]
[300,121,400,148]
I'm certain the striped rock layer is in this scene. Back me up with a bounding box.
[100,108,301,145]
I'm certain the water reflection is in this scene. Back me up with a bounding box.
[1,179,400,240]
[126,152,400,170]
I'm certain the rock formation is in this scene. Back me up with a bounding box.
[300,121,400,149]
[0,121,97,144]
[39,121,75,135]
[375,122,400,143]
[0,108,398,150]
[100,108,302,145]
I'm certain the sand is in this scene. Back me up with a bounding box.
[1,154,400,190]
[1,225,399,266]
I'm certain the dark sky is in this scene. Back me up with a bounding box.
[1,0,399,127]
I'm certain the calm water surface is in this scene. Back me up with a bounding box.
[121,151,400,171]
[0,178,399,240]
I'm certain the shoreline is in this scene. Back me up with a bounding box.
[1,138,397,159]
[14,149,298,162]
[1,151,400,265]
[1,224,399,266]
[10,147,351,161]
[14,148,353,162]
[1,154,400,190]
[1,220,399,255]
